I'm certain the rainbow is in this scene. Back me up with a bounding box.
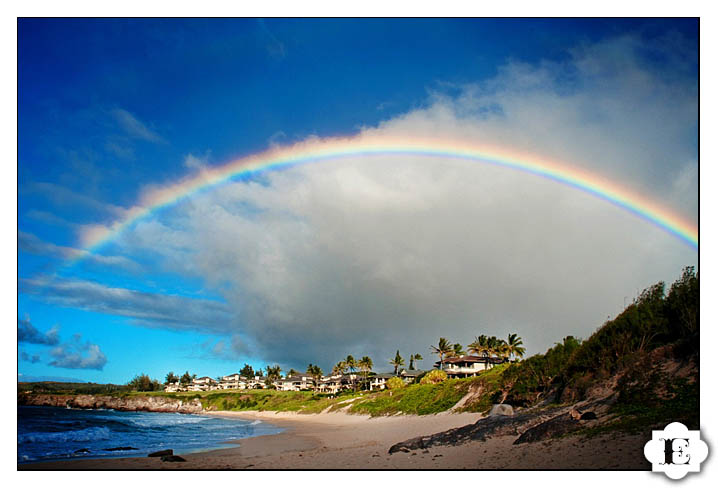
[77,136,698,259]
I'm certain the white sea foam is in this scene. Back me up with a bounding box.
[125,413,211,428]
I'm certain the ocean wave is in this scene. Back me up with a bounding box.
[18,426,111,444]
[249,420,262,425]
[124,413,211,428]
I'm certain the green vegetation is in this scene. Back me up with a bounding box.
[419,369,448,385]
[385,377,405,390]
[17,381,132,395]
[457,267,699,429]
[349,377,478,416]
[127,373,163,392]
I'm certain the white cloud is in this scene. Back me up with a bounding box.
[49,334,108,370]
[19,276,234,333]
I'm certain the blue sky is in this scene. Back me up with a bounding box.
[18,18,698,384]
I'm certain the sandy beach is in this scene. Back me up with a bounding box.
[19,410,651,470]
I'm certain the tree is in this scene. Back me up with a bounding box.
[266,365,282,383]
[452,343,465,357]
[469,335,489,358]
[345,355,356,374]
[486,336,499,357]
[332,360,347,376]
[179,371,193,386]
[358,356,373,390]
[386,377,404,390]
[431,337,453,370]
[287,368,299,378]
[506,333,526,360]
[128,373,161,392]
[409,353,423,370]
[240,364,255,377]
[256,368,264,377]
[345,355,357,390]
[501,339,512,359]
[164,371,178,385]
[389,350,405,374]
[306,364,323,392]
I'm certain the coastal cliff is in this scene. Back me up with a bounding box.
[18,393,204,414]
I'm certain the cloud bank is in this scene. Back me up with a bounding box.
[49,334,108,370]
[18,317,60,346]
[69,34,698,370]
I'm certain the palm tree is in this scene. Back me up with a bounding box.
[495,339,510,360]
[345,355,356,374]
[306,364,323,393]
[389,350,405,374]
[452,343,465,357]
[409,353,423,370]
[266,365,282,381]
[506,333,526,360]
[332,360,347,376]
[468,335,490,358]
[486,336,499,358]
[431,337,453,370]
[287,368,299,377]
[358,356,373,390]
[345,355,357,390]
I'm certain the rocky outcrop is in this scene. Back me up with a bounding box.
[17,393,204,414]
[488,404,514,417]
[388,407,563,454]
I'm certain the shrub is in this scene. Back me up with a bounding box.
[386,377,405,390]
[419,369,448,385]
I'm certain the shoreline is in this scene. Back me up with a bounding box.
[19,409,651,470]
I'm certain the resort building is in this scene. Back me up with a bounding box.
[368,369,424,390]
[275,375,314,391]
[218,373,248,390]
[189,376,218,391]
[369,372,395,390]
[164,381,182,392]
[437,355,504,378]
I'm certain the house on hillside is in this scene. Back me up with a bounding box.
[275,375,313,391]
[164,381,183,392]
[397,369,424,384]
[245,376,267,389]
[368,372,395,390]
[436,355,504,378]
[219,373,248,390]
[189,376,218,391]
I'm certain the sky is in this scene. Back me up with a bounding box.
[17,18,698,384]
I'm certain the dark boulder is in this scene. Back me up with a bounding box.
[161,455,187,462]
[580,411,597,420]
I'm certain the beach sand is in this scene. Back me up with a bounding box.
[19,410,651,470]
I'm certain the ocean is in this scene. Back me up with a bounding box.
[17,405,282,464]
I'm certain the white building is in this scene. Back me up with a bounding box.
[438,355,504,378]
